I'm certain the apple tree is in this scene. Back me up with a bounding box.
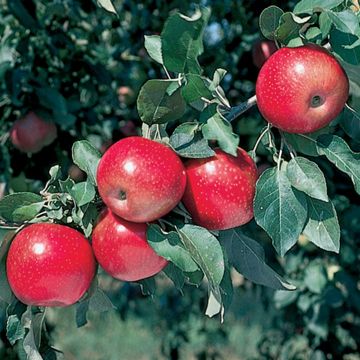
[0,0,360,358]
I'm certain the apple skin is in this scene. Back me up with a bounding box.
[182,148,258,231]
[252,40,277,69]
[256,44,349,134]
[6,223,96,307]
[91,209,168,281]
[10,112,57,153]
[96,136,187,223]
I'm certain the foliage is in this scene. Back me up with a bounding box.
[0,0,359,359]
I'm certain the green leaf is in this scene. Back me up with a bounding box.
[303,198,340,252]
[172,133,215,158]
[96,0,117,15]
[75,301,89,328]
[340,106,360,141]
[137,277,156,296]
[254,166,308,256]
[181,74,212,103]
[305,27,322,42]
[274,290,299,308]
[275,13,303,45]
[21,307,46,360]
[72,141,101,186]
[163,263,185,292]
[0,257,13,303]
[147,224,199,272]
[12,202,45,223]
[170,122,199,148]
[284,128,331,156]
[306,302,329,339]
[330,29,360,65]
[326,10,360,36]
[0,193,43,222]
[161,8,210,74]
[220,229,296,290]
[211,68,227,89]
[8,0,40,30]
[70,180,96,207]
[144,35,163,64]
[304,262,327,294]
[59,178,75,194]
[89,287,115,312]
[294,0,344,14]
[319,12,332,39]
[137,80,186,125]
[202,111,239,156]
[0,229,15,262]
[6,315,25,345]
[35,87,67,116]
[317,134,360,194]
[286,157,328,202]
[178,224,225,296]
[259,6,284,40]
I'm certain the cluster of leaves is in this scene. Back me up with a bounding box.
[257,201,360,359]
[111,0,359,318]
[0,0,359,358]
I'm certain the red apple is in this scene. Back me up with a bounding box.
[92,209,168,281]
[256,44,349,134]
[10,112,57,153]
[252,40,277,69]
[182,148,258,231]
[6,223,96,307]
[96,136,186,222]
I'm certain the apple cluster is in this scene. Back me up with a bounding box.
[5,136,258,307]
[93,136,257,280]
[5,43,349,309]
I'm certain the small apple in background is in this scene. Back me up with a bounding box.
[252,40,277,69]
[119,120,138,137]
[256,44,349,134]
[10,112,57,153]
[6,223,96,307]
[118,86,136,106]
[68,164,86,182]
[97,136,187,223]
[182,148,258,231]
[92,209,168,281]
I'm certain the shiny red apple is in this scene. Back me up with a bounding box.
[252,40,277,69]
[10,112,57,153]
[182,148,257,231]
[256,44,349,134]
[96,136,186,222]
[92,209,168,281]
[6,223,96,307]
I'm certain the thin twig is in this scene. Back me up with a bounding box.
[279,130,297,159]
[163,66,171,79]
[225,95,257,122]
[277,137,284,171]
[252,125,270,154]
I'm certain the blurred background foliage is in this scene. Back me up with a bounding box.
[0,0,359,359]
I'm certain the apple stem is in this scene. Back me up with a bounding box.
[252,125,270,154]
[279,131,297,159]
[225,95,257,122]
[277,138,284,171]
